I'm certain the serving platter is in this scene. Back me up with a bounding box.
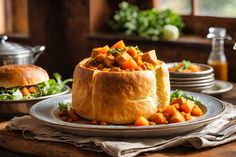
[30,92,226,137]
[0,85,70,116]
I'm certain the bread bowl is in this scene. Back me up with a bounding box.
[72,40,170,124]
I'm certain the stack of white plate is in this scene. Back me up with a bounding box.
[167,63,215,92]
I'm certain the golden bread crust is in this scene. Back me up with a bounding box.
[72,58,170,124]
[0,64,49,88]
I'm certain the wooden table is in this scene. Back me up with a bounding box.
[0,84,236,157]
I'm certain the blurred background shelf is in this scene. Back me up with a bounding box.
[0,0,235,81]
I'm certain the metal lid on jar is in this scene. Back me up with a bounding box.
[207,27,232,40]
[0,36,31,55]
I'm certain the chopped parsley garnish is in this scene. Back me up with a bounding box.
[178,60,191,72]
[171,90,201,105]
[58,102,69,112]
[108,48,123,55]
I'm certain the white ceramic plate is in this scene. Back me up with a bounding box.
[171,84,214,92]
[167,63,213,77]
[201,80,233,96]
[170,78,214,85]
[170,73,214,81]
[30,92,226,137]
[171,81,214,87]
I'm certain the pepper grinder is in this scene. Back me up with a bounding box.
[207,27,231,81]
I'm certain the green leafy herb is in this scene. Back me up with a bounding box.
[58,102,69,112]
[171,90,201,105]
[177,60,191,72]
[0,73,72,101]
[108,48,122,55]
[109,1,185,40]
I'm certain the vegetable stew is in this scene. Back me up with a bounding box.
[85,40,159,71]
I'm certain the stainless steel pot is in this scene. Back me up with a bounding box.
[0,35,45,65]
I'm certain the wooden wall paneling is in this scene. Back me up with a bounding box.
[63,0,90,68]
[27,0,73,78]
[11,0,28,34]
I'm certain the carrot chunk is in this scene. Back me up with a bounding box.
[149,113,168,124]
[116,52,131,65]
[181,112,192,121]
[111,40,126,49]
[162,105,177,119]
[142,50,158,65]
[181,100,195,113]
[99,45,110,55]
[191,106,203,116]
[171,97,186,106]
[128,47,137,57]
[122,58,138,70]
[170,111,185,123]
[172,103,180,110]
[21,87,30,96]
[134,116,149,126]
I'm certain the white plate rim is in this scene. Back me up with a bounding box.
[30,92,226,132]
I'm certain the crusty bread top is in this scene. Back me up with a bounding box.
[0,64,49,88]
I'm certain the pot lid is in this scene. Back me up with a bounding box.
[0,36,30,55]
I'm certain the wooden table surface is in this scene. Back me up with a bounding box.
[0,83,236,157]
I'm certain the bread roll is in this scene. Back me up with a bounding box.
[72,58,170,124]
[0,64,49,88]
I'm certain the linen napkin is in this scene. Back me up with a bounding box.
[6,102,236,157]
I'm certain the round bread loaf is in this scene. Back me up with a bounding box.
[72,58,170,124]
[0,64,49,88]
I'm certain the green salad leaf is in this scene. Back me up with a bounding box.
[0,73,72,101]
[171,90,201,105]
[177,60,191,72]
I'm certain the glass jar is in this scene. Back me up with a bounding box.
[207,27,231,81]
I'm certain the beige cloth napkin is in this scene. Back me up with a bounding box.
[6,102,236,157]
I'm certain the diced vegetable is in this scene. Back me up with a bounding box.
[191,106,203,116]
[189,64,200,72]
[91,47,101,58]
[181,100,195,113]
[170,111,185,123]
[21,87,30,96]
[111,40,126,49]
[142,50,158,65]
[128,47,137,57]
[181,112,192,121]
[121,58,138,70]
[134,116,149,126]
[116,52,132,65]
[28,86,37,93]
[162,105,177,119]
[95,54,115,67]
[100,45,110,54]
[91,45,110,57]
[172,103,180,110]
[149,113,168,124]
[170,97,186,105]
